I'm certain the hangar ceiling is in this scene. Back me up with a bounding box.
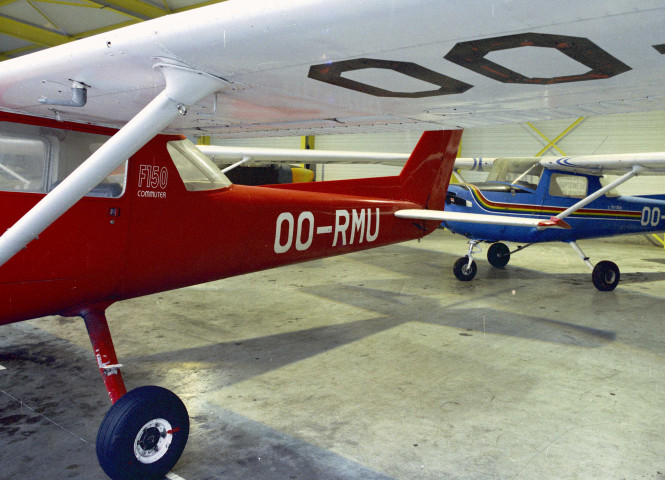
[0,0,226,61]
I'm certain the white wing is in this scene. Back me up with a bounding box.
[540,153,665,175]
[1,0,665,136]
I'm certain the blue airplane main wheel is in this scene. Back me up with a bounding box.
[592,261,620,291]
[487,242,510,268]
[96,385,189,480]
[454,256,477,281]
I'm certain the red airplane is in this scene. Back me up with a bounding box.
[0,109,461,479]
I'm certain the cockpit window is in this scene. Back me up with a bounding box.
[0,122,126,198]
[486,158,543,190]
[167,139,231,191]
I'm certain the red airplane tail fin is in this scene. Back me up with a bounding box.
[394,129,462,208]
[269,129,462,208]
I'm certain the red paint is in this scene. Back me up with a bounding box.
[0,115,460,327]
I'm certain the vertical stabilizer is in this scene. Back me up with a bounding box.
[397,129,462,208]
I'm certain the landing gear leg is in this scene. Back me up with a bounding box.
[568,241,620,291]
[82,307,127,403]
[82,307,189,480]
[453,240,480,281]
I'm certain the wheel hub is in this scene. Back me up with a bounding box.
[138,426,161,451]
[133,418,173,464]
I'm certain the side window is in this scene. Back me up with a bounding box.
[0,122,126,198]
[53,130,127,198]
[549,173,588,198]
[0,135,49,192]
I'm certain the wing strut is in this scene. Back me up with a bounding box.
[221,156,252,174]
[0,61,227,269]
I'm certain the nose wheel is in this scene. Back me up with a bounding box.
[453,240,481,281]
[453,256,477,281]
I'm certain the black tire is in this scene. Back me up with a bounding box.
[453,256,477,281]
[487,242,510,268]
[592,261,620,291]
[96,386,189,480]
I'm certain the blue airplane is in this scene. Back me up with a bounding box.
[433,154,665,291]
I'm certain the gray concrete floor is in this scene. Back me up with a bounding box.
[1,228,665,480]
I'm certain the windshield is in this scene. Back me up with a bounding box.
[167,139,232,191]
[486,158,543,190]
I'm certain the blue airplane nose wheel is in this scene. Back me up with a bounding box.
[454,256,477,281]
[96,385,189,480]
[592,260,620,291]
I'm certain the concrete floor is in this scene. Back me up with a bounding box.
[1,229,664,480]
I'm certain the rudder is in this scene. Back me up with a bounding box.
[398,129,462,208]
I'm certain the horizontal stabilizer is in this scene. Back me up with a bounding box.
[395,210,571,229]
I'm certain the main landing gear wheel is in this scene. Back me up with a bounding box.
[592,260,620,292]
[96,385,189,480]
[453,256,477,281]
[487,242,510,268]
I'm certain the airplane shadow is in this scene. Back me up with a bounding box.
[126,278,615,394]
[300,282,616,347]
[126,315,407,391]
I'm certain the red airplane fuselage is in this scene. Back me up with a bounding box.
[0,113,461,325]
